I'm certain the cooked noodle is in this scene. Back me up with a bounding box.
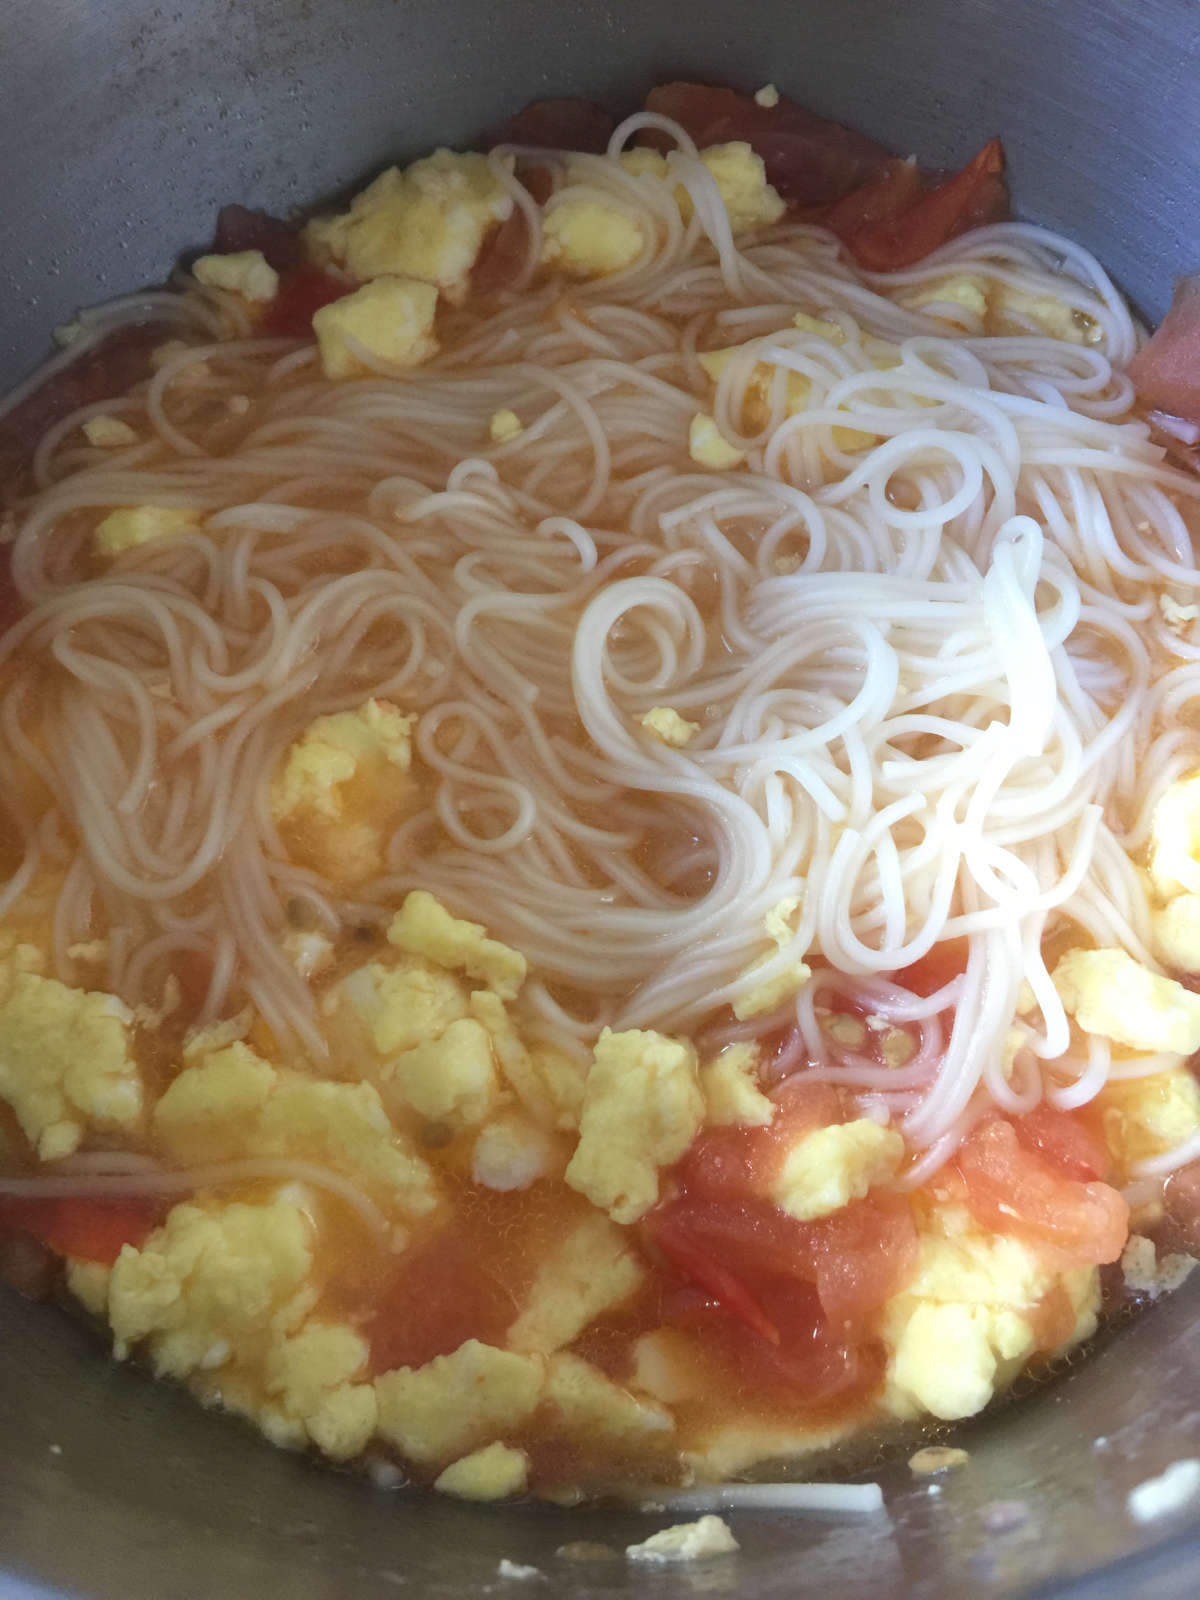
[4,117,1200,1173]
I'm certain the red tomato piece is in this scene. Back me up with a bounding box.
[645,1205,780,1344]
[0,1196,160,1265]
[825,158,923,242]
[1128,274,1200,426]
[642,82,895,209]
[211,205,303,272]
[806,1196,919,1326]
[843,138,1007,271]
[682,1275,886,1410]
[483,97,615,155]
[365,1225,517,1373]
[261,267,348,339]
[472,207,532,296]
[645,1190,915,1330]
[955,1118,1129,1264]
[1012,1102,1110,1183]
[677,1080,845,1204]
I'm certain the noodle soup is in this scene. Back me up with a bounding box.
[1,82,1198,1504]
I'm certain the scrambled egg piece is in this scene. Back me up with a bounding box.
[899,275,989,321]
[899,274,1101,344]
[699,316,879,450]
[388,890,526,1000]
[641,706,700,747]
[106,1196,316,1371]
[471,1110,562,1190]
[489,408,523,443]
[564,1027,704,1223]
[381,1016,499,1126]
[1052,947,1200,1055]
[688,412,746,469]
[732,896,812,1019]
[433,1441,530,1500]
[255,1320,378,1459]
[82,415,138,447]
[507,1212,644,1353]
[94,505,200,555]
[1154,894,1200,972]
[271,698,416,883]
[631,1328,708,1405]
[754,83,780,108]
[1099,1066,1200,1175]
[774,1119,904,1221]
[192,249,279,302]
[1149,776,1200,899]
[626,1516,739,1563]
[93,1197,376,1459]
[882,1204,1099,1421]
[306,150,513,299]
[543,1351,673,1444]
[542,197,646,278]
[0,961,141,1160]
[280,928,335,980]
[374,1339,544,1466]
[701,1043,774,1127]
[1160,594,1200,630]
[468,991,584,1130]
[311,277,439,380]
[543,142,783,278]
[153,1041,438,1217]
[1120,1233,1196,1299]
[340,956,468,1056]
[691,142,785,234]
[65,1258,112,1317]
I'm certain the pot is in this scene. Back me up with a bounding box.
[1,2,1199,1594]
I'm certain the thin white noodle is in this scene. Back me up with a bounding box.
[1,120,1195,1172]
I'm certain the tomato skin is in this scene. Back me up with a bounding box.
[0,1196,160,1265]
[261,267,348,339]
[955,1118,1128,1265]
[843,138,1006,271]
[644,1187,916,1333]
[645,1206,781,1344]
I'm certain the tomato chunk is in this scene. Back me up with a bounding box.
[646,1205,781,1344]
[483,97,615,155]
[677,1080,844,1203]
[1012,1102,1110,1183]
[261,267,348,339]
[955,1118,1128,1264]
[825,158,923,241]
[0,1196,160,1265]
[842,138,1006,271]
[642,82,894,209]
[365,1225,517,1373]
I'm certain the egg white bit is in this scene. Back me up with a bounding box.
[632,1481,886,1516]
[1127,1459,1200,1524]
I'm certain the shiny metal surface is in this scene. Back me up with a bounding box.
[2,0,1199,1594]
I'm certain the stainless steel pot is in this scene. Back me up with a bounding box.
[2,2,1199,1594]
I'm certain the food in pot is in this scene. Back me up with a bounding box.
[1,81,1198,1501]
